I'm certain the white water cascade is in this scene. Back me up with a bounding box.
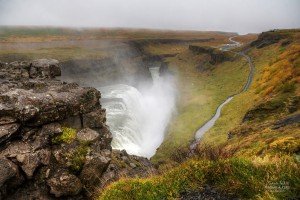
[98,67,176,158]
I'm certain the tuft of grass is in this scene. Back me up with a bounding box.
[68,144,89,173]
[269,137,300,154]
[99,157,300,200]
[50,127,90,173]
[52,127,77,144]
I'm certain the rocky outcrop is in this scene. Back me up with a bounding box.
[128,39,213,69]
[272,113,300,129]
[96,149,157,193]
[242,96,299,123]
[0,59,61,81]
[0,59,156,199]
[189,45,233,65]
[60,56,153,90]
[250,30,288,48]
[47,171,83,197]
[128,38,215,55]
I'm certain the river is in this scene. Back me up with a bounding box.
[191,37,254,149]
[98,67,176,158]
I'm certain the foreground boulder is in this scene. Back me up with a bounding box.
[0,59,156,199]
[47,171,82,197]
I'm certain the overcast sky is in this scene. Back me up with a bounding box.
[0,0,299,34]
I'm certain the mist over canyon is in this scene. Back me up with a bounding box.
[0,22,299,199]
[99,68,176,158]
[59,42,177,158]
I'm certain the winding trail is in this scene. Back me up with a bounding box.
[190,37,255,150]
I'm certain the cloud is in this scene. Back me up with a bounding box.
[0,0,299,34]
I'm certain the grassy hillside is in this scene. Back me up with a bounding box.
[99,156,299,200]
[0,26,232,61]
[152,50,249,163]
[126,32,250,164]
[99,30,300,199]
[0,27,236,92]
[1,27,298,199]
[0,26,233,41]
[201,30,300,149]
[0,27,256,164]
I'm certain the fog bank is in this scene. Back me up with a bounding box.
[0,0,299,34]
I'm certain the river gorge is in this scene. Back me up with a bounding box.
[99,67,176,158]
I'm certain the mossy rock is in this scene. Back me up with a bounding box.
[52,127,77,144]
[68,144,89,173]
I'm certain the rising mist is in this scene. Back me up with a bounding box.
[99,67,177,158]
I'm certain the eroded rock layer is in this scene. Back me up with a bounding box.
[0,59,156,199]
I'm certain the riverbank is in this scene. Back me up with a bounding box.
[190,37,255,150]
[152,36,251,163]
[200,29,300,147]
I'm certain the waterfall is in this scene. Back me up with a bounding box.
[98,67,176,158]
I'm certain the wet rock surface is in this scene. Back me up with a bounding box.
[0,59,156,199]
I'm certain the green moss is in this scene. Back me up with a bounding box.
[52,127,77,144]
[51,127,89,173]
[69,144,89,173]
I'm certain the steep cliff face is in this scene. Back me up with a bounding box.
[59,52,153,90]
[250,30,290,48]
[0,59,156,199]
[188,45,233,65]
